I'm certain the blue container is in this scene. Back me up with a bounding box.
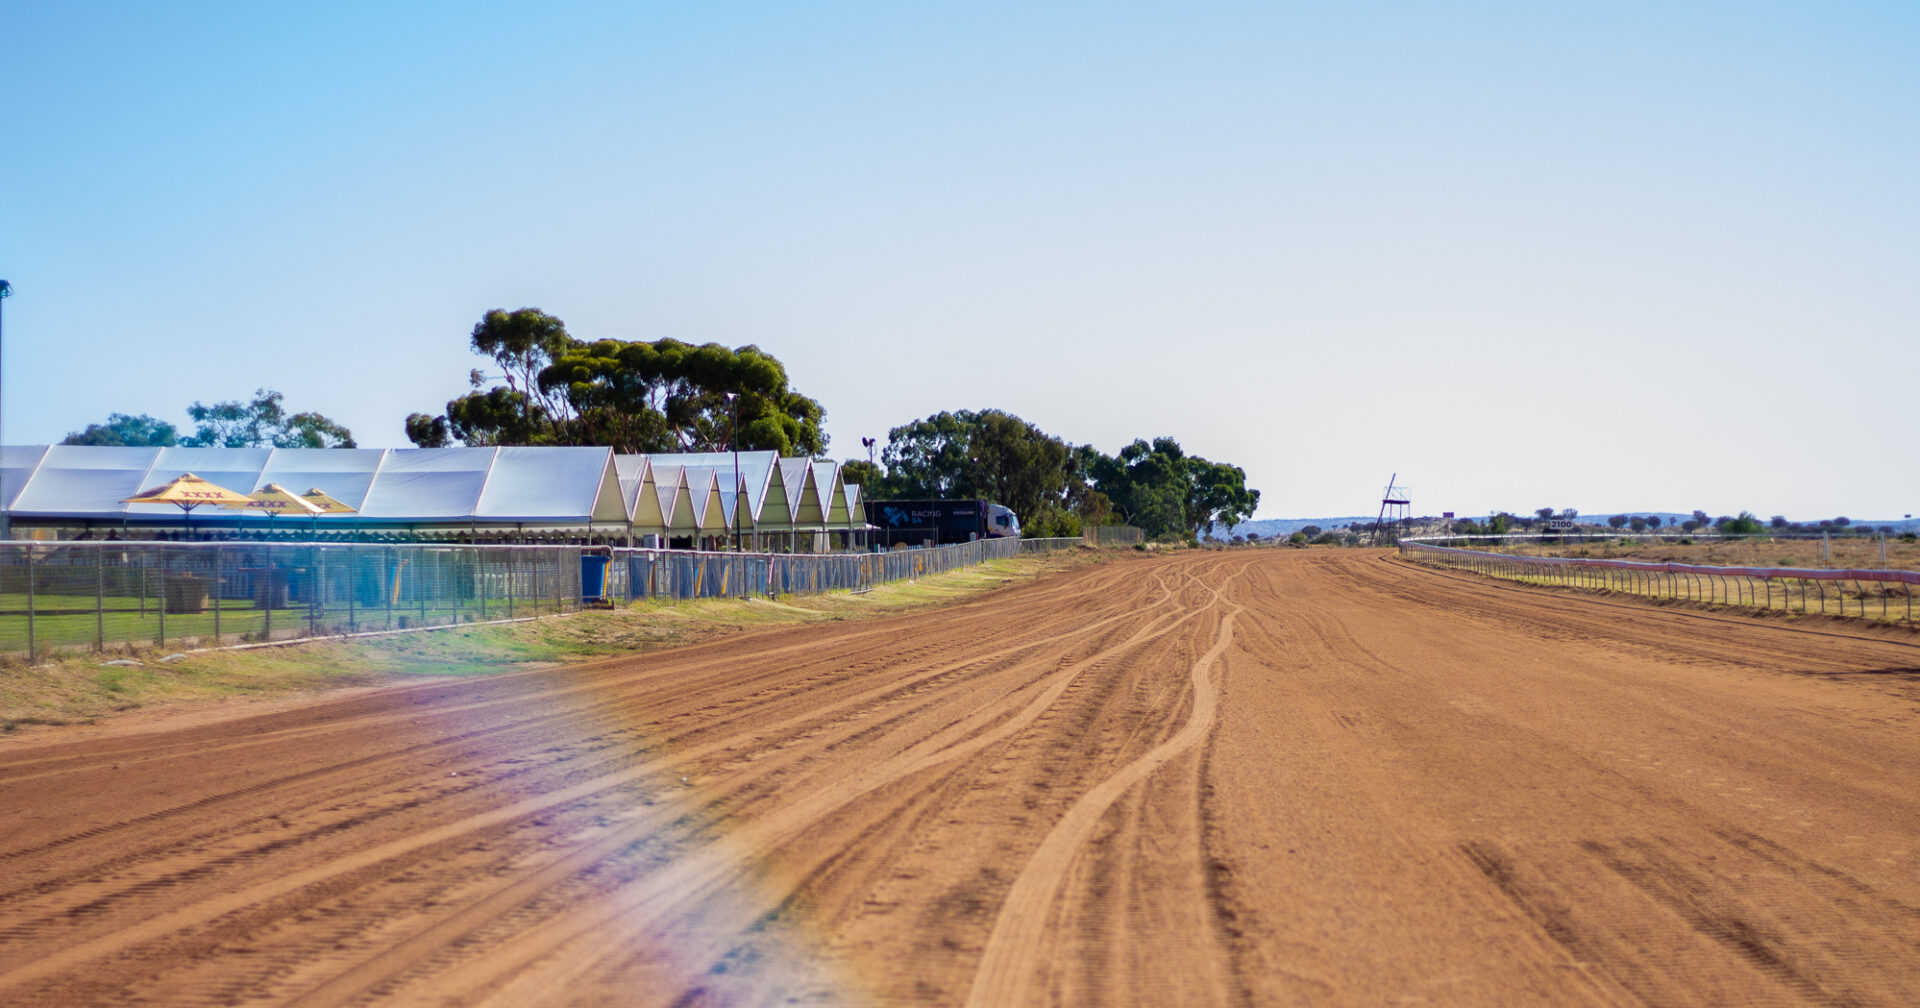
[580,553,609,601]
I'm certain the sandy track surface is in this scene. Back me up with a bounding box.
[2,550,1918,1006]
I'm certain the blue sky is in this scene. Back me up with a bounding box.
[4,2,1915,520]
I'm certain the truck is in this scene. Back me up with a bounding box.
[864,499,1021,546]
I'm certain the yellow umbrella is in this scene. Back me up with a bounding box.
[224,483,326,539]
[224,483,327,517]
[300,487,358,514]
[122,472,256,536]
[123,472,255,511]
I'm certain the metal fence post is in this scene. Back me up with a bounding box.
[308,546,319,638]
[263,557,273,643]
[95,547,106,652]
[25,548,35,661]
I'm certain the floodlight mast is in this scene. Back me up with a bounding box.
[861,437,877,550]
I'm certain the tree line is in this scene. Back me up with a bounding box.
[60,307,1259,540]
[848,410,1257,541]
[60,389,355,449]
[1451,508,1894,537]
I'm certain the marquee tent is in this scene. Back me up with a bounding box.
[0,445,870,548]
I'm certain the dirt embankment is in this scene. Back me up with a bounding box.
[2,549,1917,1006]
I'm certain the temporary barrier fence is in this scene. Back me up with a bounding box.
[1082,525,1146,548]
[0,537,1082,661]
[1400,539,1918,624]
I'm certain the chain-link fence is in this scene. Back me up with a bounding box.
[1401,540,1919,624]
[1082,525,1145,548]
[1,537,1083,660]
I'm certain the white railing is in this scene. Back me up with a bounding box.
[1400,538,1919,624]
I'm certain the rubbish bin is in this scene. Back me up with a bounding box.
[580,552,609,603]
[164,574,209,614]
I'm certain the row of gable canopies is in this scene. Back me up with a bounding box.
[0,445,872,549]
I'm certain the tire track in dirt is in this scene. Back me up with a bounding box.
[410,566,1219,1007]
[0,556,1185,1005]
[0,565,1169,911]
[6,550,1920,1007]
[963,557,1249,1008]
[1216,550,1920,1007]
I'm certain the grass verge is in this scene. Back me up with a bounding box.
[0,548,1110,734]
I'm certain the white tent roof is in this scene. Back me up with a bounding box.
[2,445,861,536]
[3,445,626,527]
[646,451,778,527]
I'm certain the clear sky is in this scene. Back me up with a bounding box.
[4,2,1915,521]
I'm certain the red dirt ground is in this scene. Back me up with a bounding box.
[2,549,1917,1006]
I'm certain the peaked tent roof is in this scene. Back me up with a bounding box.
[816,461,849,525]
[684,468,728,533]
[615,455,665,532]
[647,451,777,528]
[145,447,272,514]
[257,448,390,512]
[356,447,493,519]
[11,445,177,519]
[653,465,698,534]
[841,483,867,528]
[3,446,625,529]
[759,460,794,529]
[473,446,627,523]
[0,445,49,513]
[2,446,865,537]
[781,458,824,526]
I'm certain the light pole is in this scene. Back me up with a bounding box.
[862,437,877,550]
[0,280,10,542]
[725,392,740,551]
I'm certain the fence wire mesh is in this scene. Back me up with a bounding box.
[0,537,1083,661]
[1401,540,1918,625]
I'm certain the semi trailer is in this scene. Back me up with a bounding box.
[864,499,1020,546]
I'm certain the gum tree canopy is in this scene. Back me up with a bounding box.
[867,413,1258,540]
[1089,437,1259,539]
[405,309,827,456]
[877,409,1071,527]
[61,390,355,449]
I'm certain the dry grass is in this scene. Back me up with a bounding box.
[0,548,1113,733]
[1495,536,1920,570]
[1421,536,1920,630]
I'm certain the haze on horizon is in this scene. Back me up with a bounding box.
[3,2,1913,522]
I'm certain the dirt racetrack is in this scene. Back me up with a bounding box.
[3,549,1919,1007]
